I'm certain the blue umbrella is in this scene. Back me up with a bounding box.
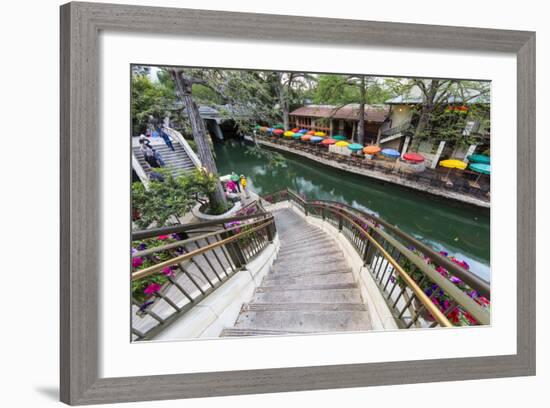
[310,136,324,143]
[381,148,400,159]
[299,129,309,133]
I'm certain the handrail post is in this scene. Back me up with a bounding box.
[220,229,246,269]
[338,212,343,231]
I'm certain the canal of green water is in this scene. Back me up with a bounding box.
[214,140,490,281]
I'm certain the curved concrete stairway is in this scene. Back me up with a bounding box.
[221,208,372,337]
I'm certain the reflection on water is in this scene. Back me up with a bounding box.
[214,141,490,280]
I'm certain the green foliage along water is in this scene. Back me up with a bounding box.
[214,141,490,281]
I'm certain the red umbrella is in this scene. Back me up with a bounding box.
[320,138,336,146]
[291,127,300,133]
[306,130,316,135]
[273,129,284,136]
[403,152,425,163]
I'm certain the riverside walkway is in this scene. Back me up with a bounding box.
[244,135,489,209]
[222,208,372,336]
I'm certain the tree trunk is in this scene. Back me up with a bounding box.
[282,103,290,131]
[357,76,366,145]
[170,69,227,209]
[414,79,439,140]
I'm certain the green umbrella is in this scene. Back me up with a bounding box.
[347,143,364,151]
[467,154,490,164]
[469,163,490,183]
[332,135,346,141]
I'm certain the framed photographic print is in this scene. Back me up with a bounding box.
[60,2,535,405]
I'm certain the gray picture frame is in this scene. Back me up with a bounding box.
[60,2,536,405]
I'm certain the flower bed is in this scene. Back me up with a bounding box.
[131,234,186,306]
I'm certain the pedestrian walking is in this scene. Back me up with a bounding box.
[159,127,175,151]
[239,175,249,199]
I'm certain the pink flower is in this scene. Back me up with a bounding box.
[132,257,143,268]
[435,265,447,275]
[476,296,490,306]
[161,266,174,276]
[157,235,169,240]
[144,283,161,295]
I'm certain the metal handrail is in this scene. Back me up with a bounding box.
[310,198,490,299]
[335,210,452,327]
[131,211,277,340]
[262,188,490,327]
[132,217,274,280]
[265,188,490,299]
[132,210,270,240]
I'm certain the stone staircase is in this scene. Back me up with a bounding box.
[221,208,372,337]
[132,138,196,179]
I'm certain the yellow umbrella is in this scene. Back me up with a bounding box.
[335,141,349,147]
[283,131,294,138]
[439,159,467,180]
[314,131,326,137]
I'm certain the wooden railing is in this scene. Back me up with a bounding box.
[262,188,490,328]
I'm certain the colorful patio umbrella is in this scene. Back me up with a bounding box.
[301,134,312,141]
[439,159,468,180]
[292,133,302,139]
[335,141,350,147]
[254,124,261,130]
[273,123,284,129]
[467,154,490,164]
[332,135,346,141]
[299,129,309,133]
[267,127,274,133]
[347,143,364,152]
[402,152,425,163]
[283,131,294,138]
[469,162,491,184]
[291,127,300,133]
[314,131,326,137]
[259,126,268,133]
[439,159,468,170]
[363,145,381,155]
[273,129,284,136]
[306,130,316,135]
[310,136,324,143]
[381,148,400,159]
[320,138,336,146]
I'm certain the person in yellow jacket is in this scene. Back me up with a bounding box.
[239,175,249,199]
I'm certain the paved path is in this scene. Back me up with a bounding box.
[222,208,372,336]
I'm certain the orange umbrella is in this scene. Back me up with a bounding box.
[363,145,381,155]
[306,130,316,135]
[301,134,312,141]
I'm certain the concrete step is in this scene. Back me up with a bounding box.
[278,231,331,243]
[245,302,367,312]
[257,282,357,291]
[277,241,337,256]
[262,272,355,286]
[220,328,303,337]
[233,310,372,332]
[252,288,362,304]
[272,257,348,271]
[277,247,343,261]
[270,265,352,278]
